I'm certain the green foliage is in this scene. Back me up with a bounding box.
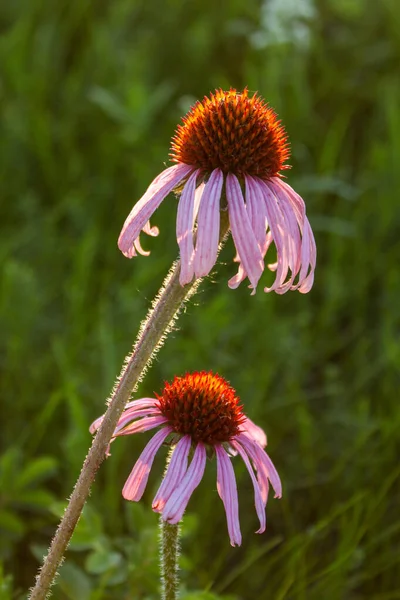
[1,0,400,597]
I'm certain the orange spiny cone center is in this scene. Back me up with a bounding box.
[156,371,245,445]
[170,88,290,180]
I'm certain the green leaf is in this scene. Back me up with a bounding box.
[85,548,123,575]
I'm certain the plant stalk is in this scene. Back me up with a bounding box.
[29,211,230,600]
[161,521,180,600]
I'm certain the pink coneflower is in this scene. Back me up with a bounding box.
[90,371,282,546]
[119,88,316,294]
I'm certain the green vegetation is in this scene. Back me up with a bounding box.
[1,0,399,597]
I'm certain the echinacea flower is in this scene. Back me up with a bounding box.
[90,371,282,546]
[119,88,316,294]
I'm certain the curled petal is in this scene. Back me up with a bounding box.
[226,174,264,291]
[118,163,193,258]
[152,435,191,512]
[162,443,206,524]
[122,426,173,501]
[193,169,224,278]
[228,262,248,290]
[133,236,151,257]
[270,178,316,293]
[231,440,266,533]
[240,417,267,448]
[142,220,159,237]
[215,445,242,547]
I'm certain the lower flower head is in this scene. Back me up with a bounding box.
[118,88,316,295]
[90,371,282,547]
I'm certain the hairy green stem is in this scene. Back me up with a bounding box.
[29,211,230,600]
[161,521,180,600]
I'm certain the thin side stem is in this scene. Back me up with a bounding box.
[161,521,180,600]
[29,211,230,600]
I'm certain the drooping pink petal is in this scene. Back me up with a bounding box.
[231,440,266,533]
[226,174,264,291]
[267,181,302,282]
[89,398,159,435]
[122,426,173,501]
[228,177,274,291]
[234,434,269,505]
[162,443,206,524]
[237,433,282,499]
[298,219,316,293]
[113,407,162,436]
[176,170,200,285]
[152,435,191,512]
[193,169,224,278]
[273,178,305,223]
[245,177,287,293]
[116,415,169,437]
[193,181,205,218]
[253,177,295,293]
[118,163,194,258]
[215,445,242,547]
[271,178,316,293]
[240,417,267,448]
[244,175,270,257]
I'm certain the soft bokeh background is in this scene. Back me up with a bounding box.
[1,0,399,598]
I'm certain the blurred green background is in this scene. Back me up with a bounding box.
[1,0,400,598]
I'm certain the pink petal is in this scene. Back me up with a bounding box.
[228,178,273,291]
[176,170,200,285]
[267,182,302,280]
[244,175,270,257]
[234,435,269,505]
[122,426,173,501]
[133,236,151,257]
[123,398,159,411]
[271,179,316,293]
[231,440,266,534]
[298,220,316,293]
[89,398,158,435]
[226,174,264,291]
[118,163,194,258]
[215,445,242,547]
[113,407,162,436]
[246,177,288,292]
[240,417,267,448]
[228,262,248,290]
[117,415,169,437]
[162,443,206,524]
[152,435,191,512]
[193,169,224,278]
[237,434,282,499]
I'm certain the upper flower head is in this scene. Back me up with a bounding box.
[90,371,282,547]
[118,88,316,294]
